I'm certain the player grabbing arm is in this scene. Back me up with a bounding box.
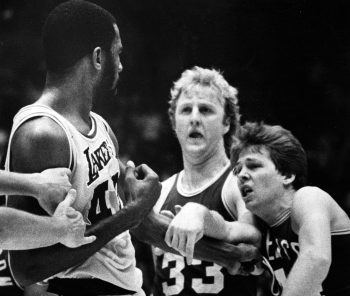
[1,189,95,250]
[6,2,161,294]
[1,168,71,214]
[231,122,350,296]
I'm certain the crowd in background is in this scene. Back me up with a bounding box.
[1,0,350,209]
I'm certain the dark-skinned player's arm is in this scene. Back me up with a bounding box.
[131,209,261,271]
[7,117,161,287]
[108,126,260,271]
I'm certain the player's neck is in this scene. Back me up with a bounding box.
[42,73,92,122]
[258,190,294,227]
[181,146,229,190]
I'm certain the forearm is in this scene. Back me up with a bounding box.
[0,170,38,196]
[281,250,330,296]
[132,210,261,266]
[0,207,65,250]
[10,200,152,287]
[200,209,261,246]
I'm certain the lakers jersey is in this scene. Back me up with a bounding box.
[5,104,142,292]
[265,213,350,296]
[153,165,257,296]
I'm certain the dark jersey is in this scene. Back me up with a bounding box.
[153,166,257,296]
[265,215,350,296]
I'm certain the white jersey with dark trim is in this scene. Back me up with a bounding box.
[5,104,142,292]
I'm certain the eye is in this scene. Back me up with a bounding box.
[246,163,261,170]
[180,106,191,114]
[199,106,213,114]
[233,164,242,175]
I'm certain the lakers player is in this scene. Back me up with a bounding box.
[5,1,161,295]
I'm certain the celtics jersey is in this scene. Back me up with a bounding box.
[265,213,350,296]
[5,104,142,292]
[153,165,257,296]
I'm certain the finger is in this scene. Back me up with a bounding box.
[227,261,241,275]
[124,164,137,187]
[59,189,77,207]
[170,233,179,250]
[126,160,135,169]
[153,247,165,256]
[177,233,187,256]
[185,235,195,265]
[135,164,158,181]
[59,168,72,178]
[65,207,80,219]
[160,210,175,219]
[174,205,182,215]
[65,169,72,180]
[80,235,96,245]
[195,231,204,243]
[164,227,173,247]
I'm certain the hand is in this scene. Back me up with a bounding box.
[165,203,208,264]
[53,189,96,248]
[34,168,72,215]
[123,161,161,214]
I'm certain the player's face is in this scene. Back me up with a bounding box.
[109,24,123,95]
[96,24,123,100]
[174,85,229,159]
[234,148,286,215]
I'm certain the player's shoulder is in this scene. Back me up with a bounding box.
[291,186,332,225]
[10,116,71,169]
[294,186,331,205]
[13,116,67,145]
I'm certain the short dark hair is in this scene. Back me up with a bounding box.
[42,0,117,73]
[231,122,308,189]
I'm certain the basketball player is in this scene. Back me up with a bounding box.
[0,168,95,250]
[229,122,350,296]
[5,1,161,295]
[151,67,260,296]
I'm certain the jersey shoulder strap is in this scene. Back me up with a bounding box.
[153,174,178,213]
[5,103,75,171]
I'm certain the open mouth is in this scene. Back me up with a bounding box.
[189,131,203,139]
[240,185,253,197]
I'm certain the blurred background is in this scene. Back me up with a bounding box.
[1,0,350,220]
[1,0,350,294]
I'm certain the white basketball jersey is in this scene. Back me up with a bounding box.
[5,104,142,291]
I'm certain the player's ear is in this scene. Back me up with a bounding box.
[283,174,295,186]
[223,117,230,135]
[92,47,102,70]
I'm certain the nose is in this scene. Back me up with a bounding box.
[237,167,249,183]
[190,107,200,125]
[118,62,123,73]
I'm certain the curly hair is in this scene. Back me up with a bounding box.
[168,66,240,155]
[231,122,308,189]
[42,0,117,74]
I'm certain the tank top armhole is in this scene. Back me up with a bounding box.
[5,106,76,173]
[221,173,238,220]
[153,174,177,213]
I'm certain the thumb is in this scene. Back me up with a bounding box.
[61,168,72,179]
[124,163,137,187]
[174,205,182,215]
[160,210,175,219]
[59,189,77,208]
[80,235,97,246]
